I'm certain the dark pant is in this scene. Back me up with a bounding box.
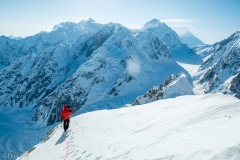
[63,119,70,131]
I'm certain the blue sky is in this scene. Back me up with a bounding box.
[0,0,239,44]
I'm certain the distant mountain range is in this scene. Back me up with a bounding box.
[0,18,192,126]
[0,19,239,126]
[0,18,239,157]
[132,31,239,106]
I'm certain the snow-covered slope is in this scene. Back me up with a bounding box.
[132,73,193,105]
[17,94,240,160]
[178,31,205,48]
[194,31,240,98]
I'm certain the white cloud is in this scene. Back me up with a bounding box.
[161,19,194,34]
[170,25,194,35]
[162,19,192,24]
[159,18,194,35]
[126,59,140,77]
[170,25,194,30]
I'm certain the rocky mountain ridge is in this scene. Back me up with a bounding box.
[193,31,240,98]
[0,19,190,126]
[0,19,239,127]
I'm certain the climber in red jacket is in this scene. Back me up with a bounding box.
[60,105,74,131]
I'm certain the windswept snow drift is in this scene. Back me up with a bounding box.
[18,94,240,160]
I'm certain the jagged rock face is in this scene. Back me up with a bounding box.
[136,32,171,59]
[229,73,240,98]
[132,73,193,105]
[0,19,187,126]
[194,31,240,98]
[0,20,102,109]
[0,44,82,108]
[0,20,102,118]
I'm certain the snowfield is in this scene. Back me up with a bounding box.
[18,94,240,160]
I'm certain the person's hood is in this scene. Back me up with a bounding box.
[63,106,68,110]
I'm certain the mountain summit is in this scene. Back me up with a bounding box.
[143,19,163,29]
[178,31,205,48]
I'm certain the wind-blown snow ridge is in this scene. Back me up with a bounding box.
[17,94,240,160]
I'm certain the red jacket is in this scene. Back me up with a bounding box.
[60,106,74,120]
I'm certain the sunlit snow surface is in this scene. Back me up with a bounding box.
[176,61,200,76]
[18,94,240,160]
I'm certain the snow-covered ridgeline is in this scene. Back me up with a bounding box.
[193,31,240,97]
[177,30,205,48]
[17,94,240,160]
[0,19,102,70]
[132,73,193,105]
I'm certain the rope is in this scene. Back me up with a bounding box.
[64,138,70,160]
[60,121,71,160]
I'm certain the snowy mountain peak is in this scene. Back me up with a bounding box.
[82,18,95,23]
[209,30,240,48]
[230,30,240,39]
[144,19,161,25]
[78,18,97,26]
[177,30,205,48]
[105,22,123,28]
[8,35,23,40]
[143,19,165,30]
[178,30,194,37]
[52,19,101,33]
[233,30,240,35]
[138,19,183,50]
[52,22,78,30]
